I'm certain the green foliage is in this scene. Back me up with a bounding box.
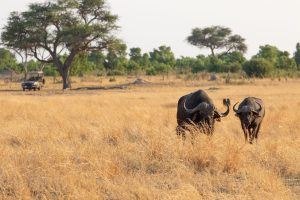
[151,62,171,75]
[243,58,274,77]
[176,56,205,73]
[0,48,19,72]
[227,62,242,73]
[254,45,297,70]
[104,42,127,75]
[146,67,157,76]
[70,53,96,76]
[26,60,41,72]
[88,51,105,71]
[218,51,246,65]
[149,46,176,67]
[141,53,151,69]
[126,60,141,75]
[129,48,142,63]
[294,43,300,69]
[207,56,226,72]
[187,26,247,57]
[43,64,59,76]
[254,45,280,63]
[276,52,296,69]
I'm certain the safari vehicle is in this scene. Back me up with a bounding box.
[21,71,45,91]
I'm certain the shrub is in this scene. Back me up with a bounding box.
[243,58,274,77]
[207,57,225,73]
[146,67,157,76]
[228,62,242,73]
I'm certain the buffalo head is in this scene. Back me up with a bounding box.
[183,98,230,133]
[233,102,262,128]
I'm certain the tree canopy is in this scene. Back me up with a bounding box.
[254,45,296,69]
[187,26,247,57]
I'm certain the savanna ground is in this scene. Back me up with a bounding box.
[0,75,299,199]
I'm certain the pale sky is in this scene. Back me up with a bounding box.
[1,0,300,58]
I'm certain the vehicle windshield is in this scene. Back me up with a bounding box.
[26,72,44,81]
[27,76,41,81]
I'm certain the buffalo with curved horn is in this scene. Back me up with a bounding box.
[176,90,230,138]
[233,97,265,144]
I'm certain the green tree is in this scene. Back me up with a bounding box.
[1,0,119,89]
[187,26,247,57]
[129,48,142,63]
[126,60,141,75]
[254,45,279,64]
[141,53,151,69]
[88,51,105,72]
[207,56,226,72]
[218,51,245,73]
[27,60,41,72]
[127,47,143,74]
[254,45,296,69]
[1,12,31,78]
[176,56,205,73]
[152,62,171,79]
[276,51,296,69]
[243,58,274,77]
[69,53,96,76]
[104,43,127,75]
[294,43,300,68]
[149,46,176,67]
[218,51,246,65]
[0,48,19,72]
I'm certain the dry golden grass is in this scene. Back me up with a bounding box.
[0,76,299,199]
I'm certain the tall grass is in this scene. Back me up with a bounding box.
[0,78,299,199]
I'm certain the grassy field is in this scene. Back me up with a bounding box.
[0,76,299,199]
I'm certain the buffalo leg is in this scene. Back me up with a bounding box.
[249,128,254,144]
[254,124,262,142]
[241,123,248,143]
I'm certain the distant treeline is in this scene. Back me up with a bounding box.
[1,43,300,78]
[0,0,299,89]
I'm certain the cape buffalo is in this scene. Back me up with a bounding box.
[233,97,265,144]
[176,90,230,138]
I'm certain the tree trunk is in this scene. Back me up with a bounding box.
[24,70,28,81]
[24,53,28,80]
[62,70,71,90]
[210,47,216,57]
[53,51,76,90]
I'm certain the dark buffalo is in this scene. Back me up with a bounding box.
[176,90,230,137]
[233,97,265,144]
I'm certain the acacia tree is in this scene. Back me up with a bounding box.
[1,0,119,89]
[1,12,31,79]
[187,26,247,57]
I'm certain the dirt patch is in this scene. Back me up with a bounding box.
[74,78,152,91]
